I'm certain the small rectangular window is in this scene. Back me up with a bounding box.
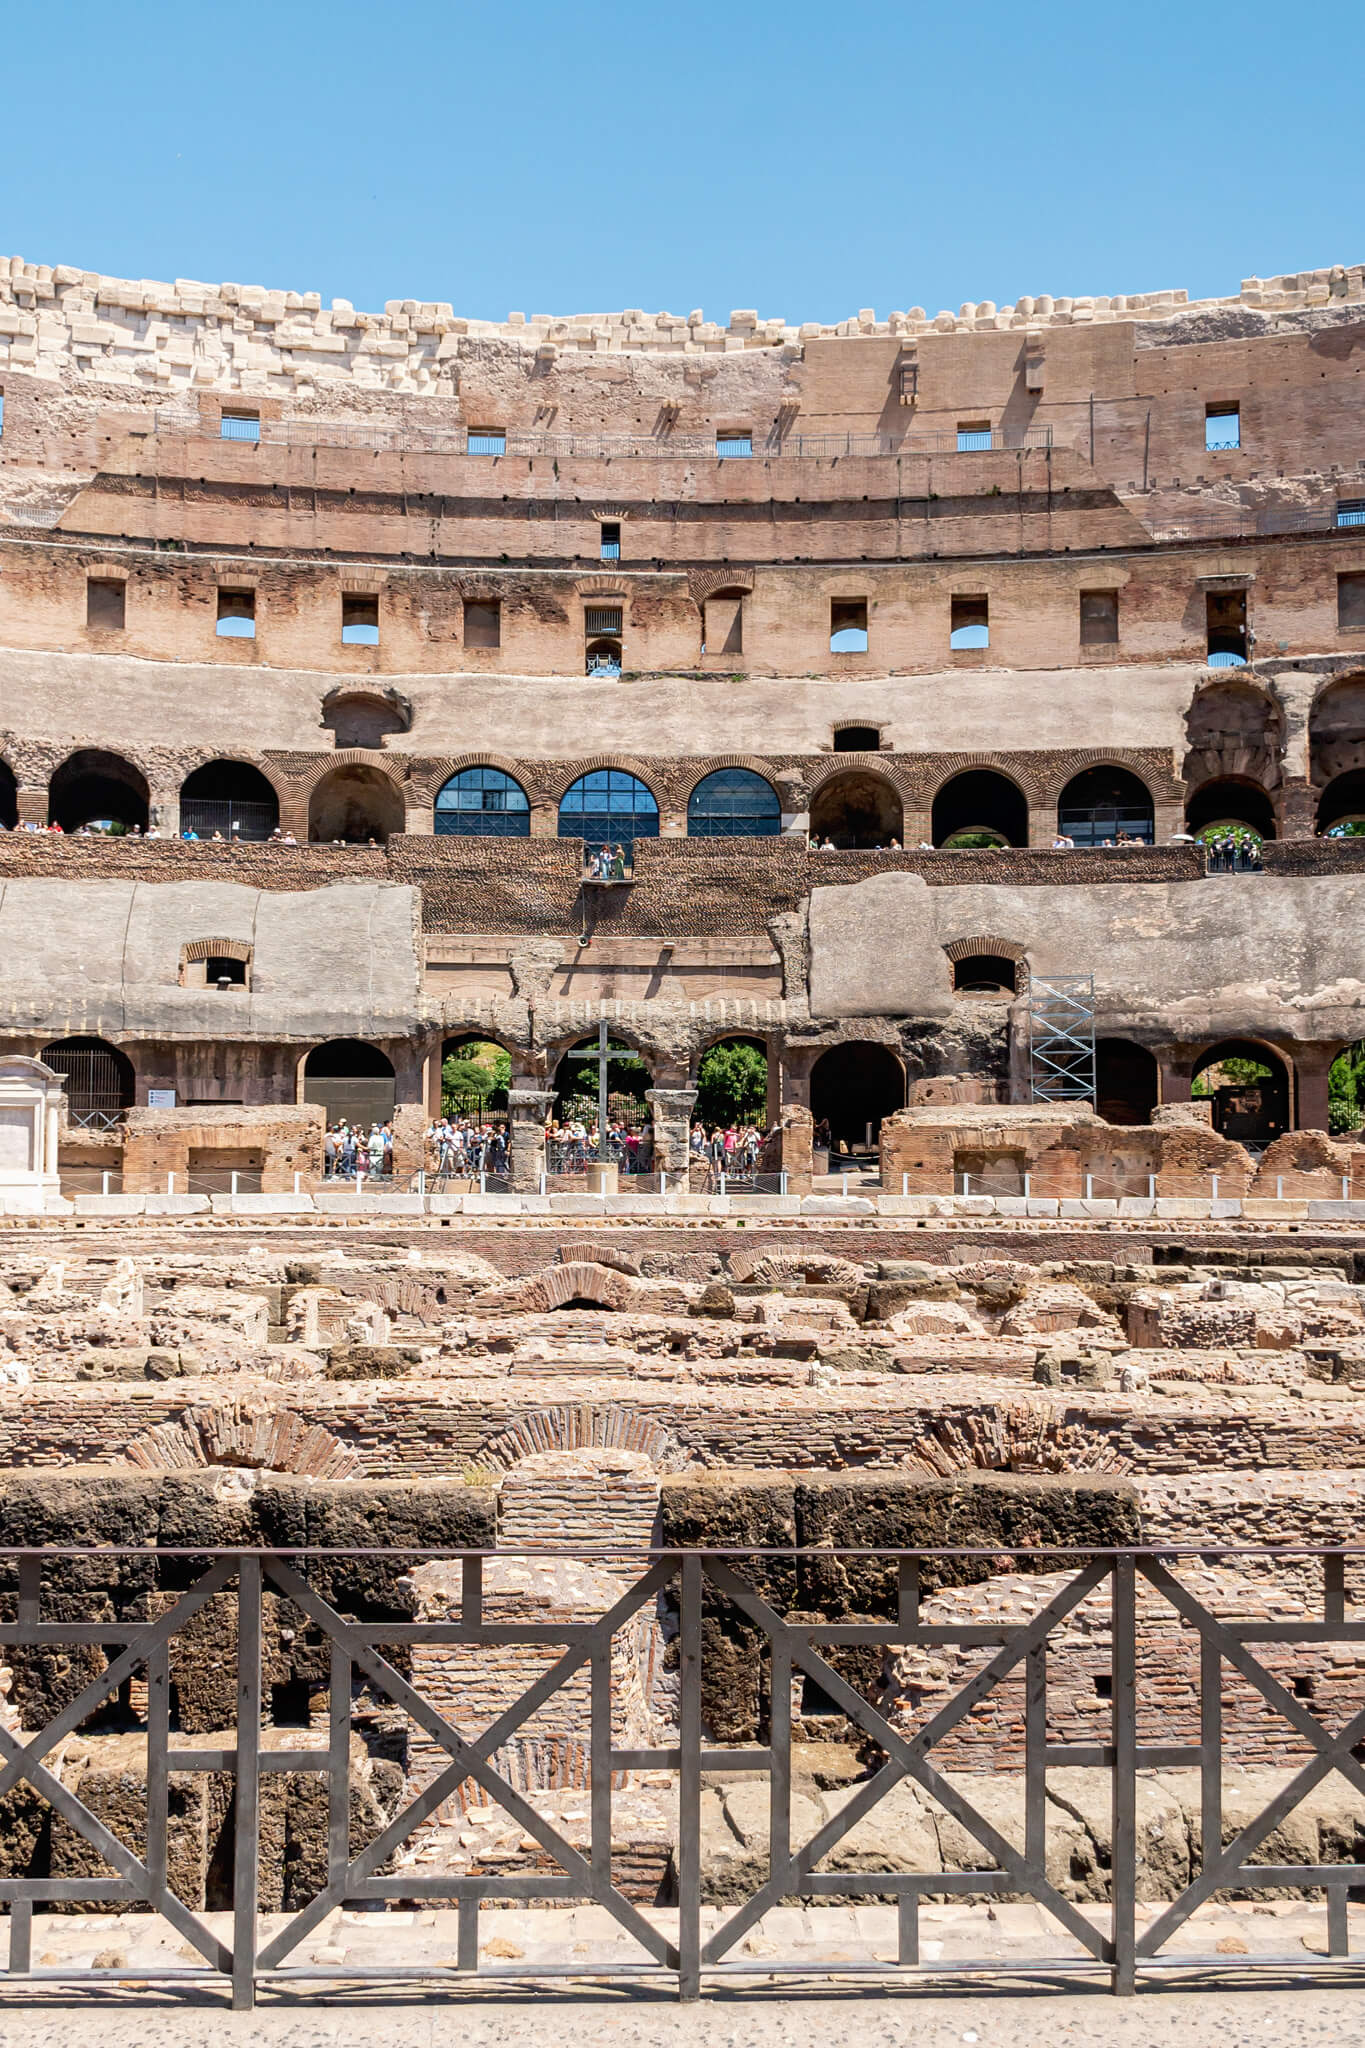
[216,588,256,638]
[951,595,989,649]
[1337,500,1365,530]
[1206,587,1247,663]
[1205,403,1240,451]
[704,593,743,656]
[1340,573,1365,631]
[466,428,506,456]
[585,606,623,637]
[830,598,868,653]
[1079,589,1119,646]
[600,521,621,562]
[463,597,501,647]
[957,420,992,452]
[342,593,380,645]
[716,432,752,459]
[86,577,126,630]
[220,410,260,443]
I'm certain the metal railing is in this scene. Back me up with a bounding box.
[952,1168,1337,1199]
[2,1543,1365,2005]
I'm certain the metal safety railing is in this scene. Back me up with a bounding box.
[1,1543,1365,2004]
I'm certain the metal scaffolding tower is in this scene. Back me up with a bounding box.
[1027,974,1097,1104]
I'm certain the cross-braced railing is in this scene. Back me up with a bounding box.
[0,1545,1363,2004]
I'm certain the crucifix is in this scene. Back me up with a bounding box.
[569,1022,643,1153]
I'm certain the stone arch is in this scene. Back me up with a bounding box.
[1056,764,1155,845]
[942,936,1030,988]
[1310,673,1365,791]
[1184,676,1284,796]
[48,749,150,833]
[320,684,412,750]
[687,566,756,607]
[905,1404,1129,1476]
[1186,775,1278,839]
[308,760,405,843]
[687,766,782,837]
[179,936,253,989]
[808,766,904,848]
[931,766,1029,847]
[1192,1037,1292,1145]
[477,1260,640,1314]
[179,758,280,841]
[547,755,662,805]
[122,1402,361,1478]
[471,1404,690,1473]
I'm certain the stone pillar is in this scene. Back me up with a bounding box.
[645,1087,698,1173]
[149,791,180,836]
[1155,1050,1194,1105]
[1292,1043,1337,1133]
[1153,800,1184,843]
[776,1046,815,1110]
[507,1086,556,1191]
[403,801,434,837]
[15,787,47,828]
[903,807,931,848]
[1278,777,1317,841]
[529,803,558,837]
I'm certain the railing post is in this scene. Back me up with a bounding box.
[719,1171,726,1196]
[102,1171,110,1195]
[539,1170,547,1196]
[480,1171,486,1195]
[232,1552,262,2011]
[1345,1175,1351,1202]
[1023,1173,1031,1198]
[1210,1174,1219,1202]
[779,1172,787,1195]
[231,1170,239,1197]
[294,1171,301,1194]
[677,1553,702,2001]
[1276,1175,1284,1199]
[1148,1174,1156,1199]
[418,1169,426,1198]
[1110,1553,1137,1994]
[1085,1173,1093,1200]
[167,1172,174,1195]
[902,1172,909,1196]
[841,1172,848,1197]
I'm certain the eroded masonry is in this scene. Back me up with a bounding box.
[1,255,1365,1989]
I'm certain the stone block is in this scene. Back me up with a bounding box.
[71,1195,145,1216]
[726,1196,803,1215]
[993,1196,1028,1216]
[1306,1201,1365,1220]
[1209,1198,1244,1219]
[801,1197,876,1216]
[548,1195,613,1214]
[874,1195,945,1217]
[141,1194,211,1215]
[1240,1199,1311,1220]
[460,1194,526,1214]
[1154,1199,1213,1219]
[209,1194,315,1215]
[1024,1198,1060,1217]
[607,1195,671,1215]
[424,1194,464,1214]
[1117,1197,1157,1217]
[312,1192,392,1215]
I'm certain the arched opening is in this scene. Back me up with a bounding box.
[833,725,882,753]
[1316,769,1365,837]
[932,770,1027,849]
[1329,1042,1365,1135]
[585,637,623,678]
[0,760,15,830]
[441,1035,511,1117]
[1056,766,1154,846]
[687,769,781,838]
[558,770,659,862]
[321,690,410,749]
[952,954,1018,997]
[808,771,903,849]
[1310,676,1365,807]
[1192,1040,1290,1147]
[434,766,531,837]
[40,1035,135,1128]
[810,1042,905,1156]
[302,1039,396,1127]
[179,760,279,842]
[48,750,149,835]
[1095,1039,1159,1126]
[308,764,404,844]
[552,1034,653,1131]
[1185,777,1277,839]
[695,1036,769,1126]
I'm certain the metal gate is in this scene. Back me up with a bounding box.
[39,1041,129,1128]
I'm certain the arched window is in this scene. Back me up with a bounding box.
[931,770,1027,849]
[303,1039,396,1126]
[687,769,781,838]
[1056,767,1154,846]
[558,770,659,859]
[1192,1040,1290,1147]
[808,771,903,849]
[435,767,531,837]
[1186,776,1277,840]
[308,764,404,844]
[180,761,279,841]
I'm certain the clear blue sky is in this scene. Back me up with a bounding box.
[4,0,1361,325]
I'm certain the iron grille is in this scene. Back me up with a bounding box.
[40,1042,129,1128]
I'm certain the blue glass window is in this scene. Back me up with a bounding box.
[435,766,531,837]
[558,769,659,857]
[687,768,781,837]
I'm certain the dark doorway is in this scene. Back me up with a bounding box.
[1317,769,1365,836]
[932,770,1028,848]
[808,772,903,849]
[810,1042,905,1154]
[48,751,149,834]
[308,765,404,844]
[1057,767,1154,846]
[1186,778,1277,839]
[1095,1039,1159,1126]
[180,761,280,841]
[40,1036,135,1128]
[0,760,15,830]
[303,1040,396,1126]
[1192,1040,1290,1146]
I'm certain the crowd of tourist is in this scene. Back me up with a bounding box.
[689,1122,766,1175]
[425,1115,510,1176]
[584,844,630,879]
[322,1121,396,1178]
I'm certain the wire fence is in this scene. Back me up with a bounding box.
[948,1169,1352,1201]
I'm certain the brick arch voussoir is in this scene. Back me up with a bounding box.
[549,755,665,806]
[926,755,1040,805]
[683,756,784,805]
[121,1402,361,1479]
[1044,750,1176,805]
[471,1404,690,1474]
[806,757,914,802]
[300,751,408,798]
[688,566,756,607]
[180,936,253,965]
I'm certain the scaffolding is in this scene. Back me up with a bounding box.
[1027,974,1097,1104]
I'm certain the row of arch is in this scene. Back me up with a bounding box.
[38,1026,1300,1152]
[4,754,1364,849]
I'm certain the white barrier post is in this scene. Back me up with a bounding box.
[1023,1173,1031,1198]
[357,1170,364,1196]
[1276,1176,1284,1198]
[480,1171,486,1195]
[1148,1175,1156,1198]
[294,1172,301,1194]
[231,1171,239,1196]
[1085,1174,1093,1200]
[720,1172,726,1196]
[780,1172,788,1195]
[1211,1174,1219,1201]
[167,1172,174,1195]
[102,1171,111,1196]
[539,1170,547,1196]
[902,1173,909,1195]
[1345,1176,1351,1201]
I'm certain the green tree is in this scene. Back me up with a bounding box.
[696,1041,768,1126]
[1330,1043,1365,1133]
[441,1040,510,1113]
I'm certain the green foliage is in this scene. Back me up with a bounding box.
[1331,1042,1365,1133]
[942,829,1007,850]
[1194,821,1262,848]
[1193,1056,1272,1097]
[442,1040,510,1112]
[1327,819,1365,838]
[696,1041,768,1126]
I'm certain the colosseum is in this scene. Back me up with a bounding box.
[1,254,1364,1999]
